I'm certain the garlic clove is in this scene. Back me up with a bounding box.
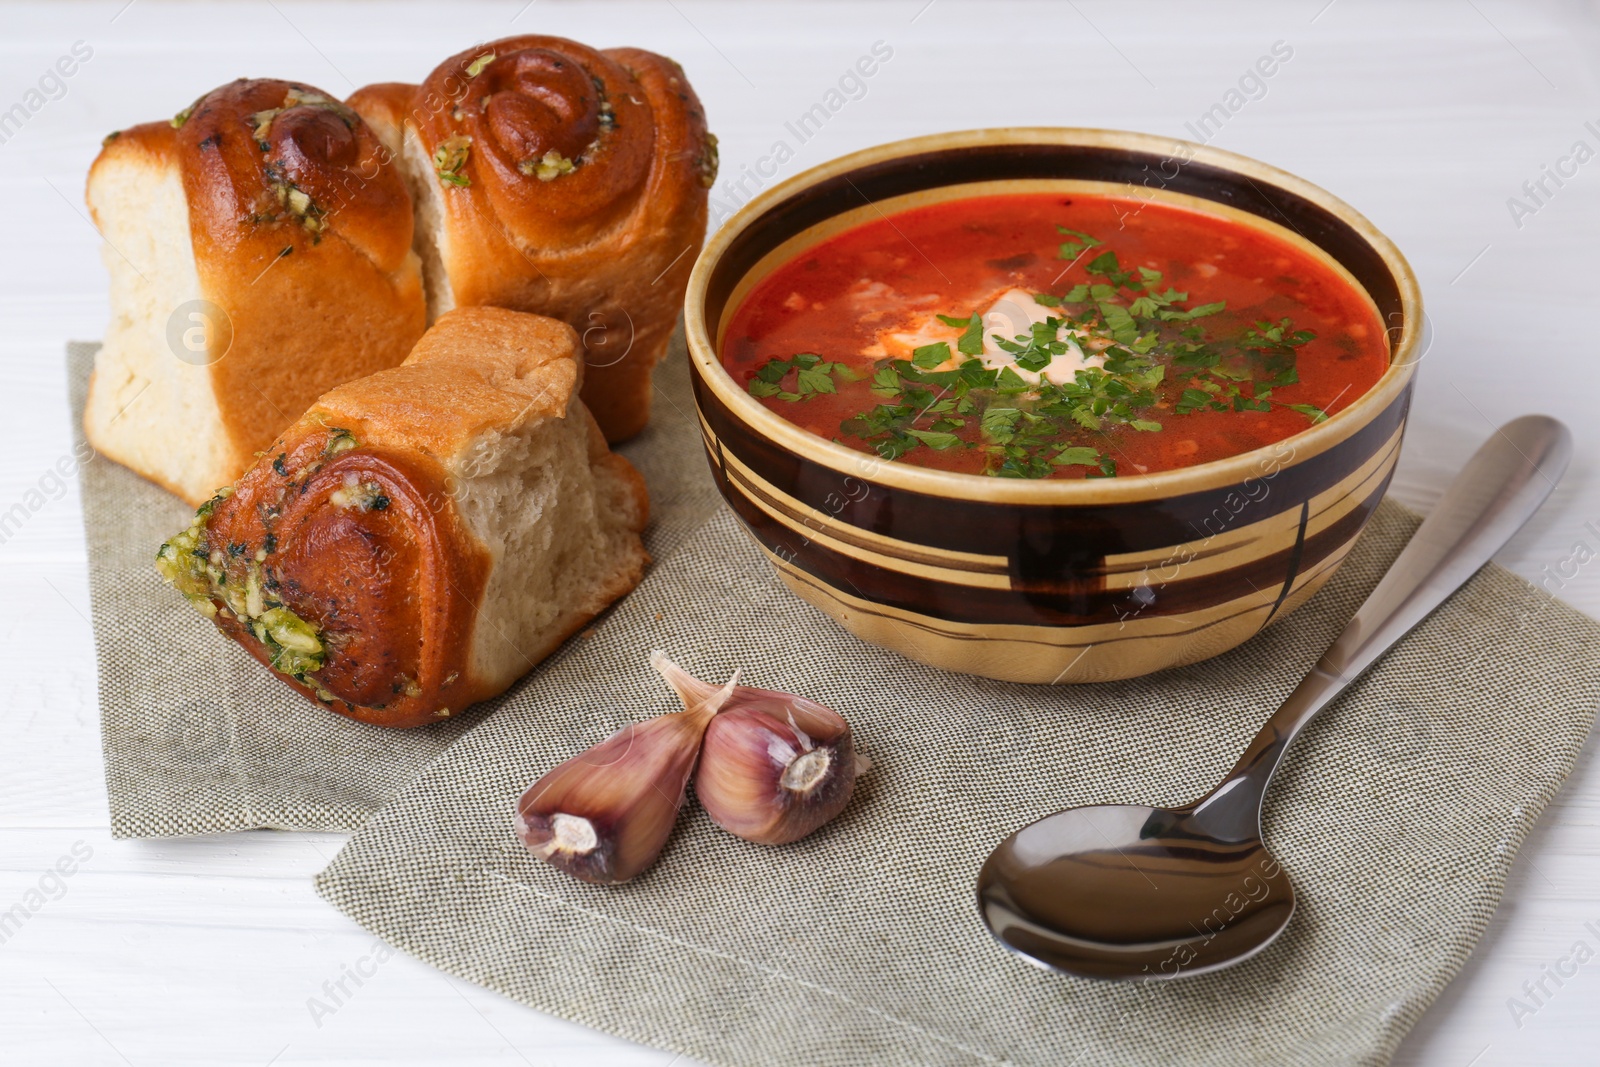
[514,663,735,884]
[693,678,865,846]
[651,649,731,712]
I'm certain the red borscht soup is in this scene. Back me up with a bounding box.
[720,192,1389,479]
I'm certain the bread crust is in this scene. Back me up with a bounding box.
[313,304,581,457]
[207,428,492,728]
[85,78,427,505]
[164,308,649,728]
[348,37,714,444]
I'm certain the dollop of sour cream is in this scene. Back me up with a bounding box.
[864,287,1107,385]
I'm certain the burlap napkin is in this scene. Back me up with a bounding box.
[69,335,722,838]
[313,487,1600,1066]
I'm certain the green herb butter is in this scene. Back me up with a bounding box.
[155,492,326,683]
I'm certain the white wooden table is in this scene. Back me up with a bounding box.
[3,1,1597,1063]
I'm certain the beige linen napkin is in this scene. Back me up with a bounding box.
[313,488,1600,1066]
[69,335,721,838]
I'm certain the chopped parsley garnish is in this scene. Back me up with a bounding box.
[936,312,985,355]
[1056,225,1103,263]
[745,352,862,401]
[744,226,1327,479]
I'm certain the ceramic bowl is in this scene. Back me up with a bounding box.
[683,128,1422,683]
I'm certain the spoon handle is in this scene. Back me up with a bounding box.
[1194,415,1572,837]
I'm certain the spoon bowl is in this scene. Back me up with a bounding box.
[976,415,1572,981]
[978,804,1294,980]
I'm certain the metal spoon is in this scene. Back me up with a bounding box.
[977,415,1572,980]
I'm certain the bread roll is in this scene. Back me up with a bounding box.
[348,36,716,444]
[85,78,427,505]
[156,307,649,728]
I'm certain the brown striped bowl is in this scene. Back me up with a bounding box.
[684,128,1422,684]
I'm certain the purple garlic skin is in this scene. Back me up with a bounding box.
[515,653,867,886]
[514,661,734,884]
[681,672,863,846]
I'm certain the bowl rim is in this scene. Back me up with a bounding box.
[683,126,1423,504]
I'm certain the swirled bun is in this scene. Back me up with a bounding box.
[349,36,715,443]
[155,307,649,729]
[84,78,427,506]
